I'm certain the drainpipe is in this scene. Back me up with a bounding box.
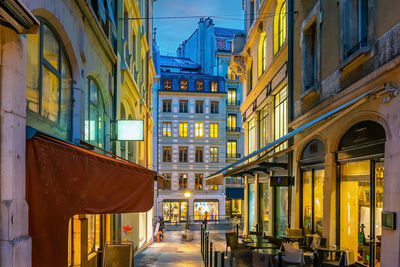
[287,0,294,229]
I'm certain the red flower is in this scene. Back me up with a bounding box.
[122,225,132,233]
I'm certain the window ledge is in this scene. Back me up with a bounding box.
[300,85,319,101]
[339,44,371,71]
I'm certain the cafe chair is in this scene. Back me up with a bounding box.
[282,243,305,267]
[249,231,263,236]
[265,236,284,249]
[321,251,345,267]
[225,232,247,265]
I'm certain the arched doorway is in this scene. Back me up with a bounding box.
[337,121,386,267]
[300,139,325,236]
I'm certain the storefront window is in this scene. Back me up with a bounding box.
[226,199,242,217]
[248,118,256,154]
[275,187,288,236]
[274,87,287,151]
[87,214,101,255]
[260,183,272,236]
[314,170,324,235]
[85,78,106,148]
[194,201,219,220]
[162,201,188,222]
[340,160,383,266]
[248,184,255,231]
[303,171,312,234]
[259,107,269,148]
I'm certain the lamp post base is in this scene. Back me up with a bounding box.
[181,229,193,241]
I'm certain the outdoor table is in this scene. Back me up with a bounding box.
[253,248,283,267]
[246,241,278,249]
[278,235,304,243]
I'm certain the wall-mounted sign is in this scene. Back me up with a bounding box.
[382,211,396,230]
[117,120,144,141]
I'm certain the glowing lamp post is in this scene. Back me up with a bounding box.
[184,191,191,230]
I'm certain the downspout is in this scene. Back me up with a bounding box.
[287,0,294,229]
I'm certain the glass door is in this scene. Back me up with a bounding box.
[340,159,384,267]
[275,187,289,237]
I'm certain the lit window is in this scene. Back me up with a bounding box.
[196,80,204,91]
[26,20,72,140]
[227,140,237,158]
[195,173,203,190]
[179,147,188,162]
[163,173,171,190]
[162,122,172,137]
[85,78,106,148]
[227,114,237,131]
[163,146,172,162]
[210,147,219,163]
[87,214,101,255]
[179,122,188,137]
[210,101,219,114]
[274,86,288,151]
[211,81,218,92]
[210,123,219,138]
[195,147,203,163]
[259,107,269,148]
[274,1,287,54]
[164,79,171,90]
[196,100,204,113]
[179,100,188,113]
[228,89,237,105]
[179,173,188,189]
[248,118,256,154]
[258,33,267,77]
[180,80,188,90]
[195,122,204,137]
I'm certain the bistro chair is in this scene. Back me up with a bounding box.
[265,236,284,249]
[225,232,247,265]
[321,250,345,267]
[282,242,305,267]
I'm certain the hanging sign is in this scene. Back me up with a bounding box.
[117,120,144,141]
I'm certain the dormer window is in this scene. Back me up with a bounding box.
[180,80,188,90]
[211,81,218,92]
[164,79,171,90]
[196,80,204,91]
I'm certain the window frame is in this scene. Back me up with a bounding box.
[179,146,188,162]
[195,100,204,113]
[195,122,204,138]
[211,81,218,92]
[162,121,172,137]
[179,173,188,189]
[179,100,188,113]
[196,80,204,91]
[195,147,204,163]
[227,140,238,158]
[180,80,188,90]
[179,122,188,137]
[26,18,73,139]
[210,147,219,163]
[195,173,204,190]
[163,146,172,162]
[210,123,219,138]
[164,79,172,90]
[162,100,172,112]
[210,101,219,114]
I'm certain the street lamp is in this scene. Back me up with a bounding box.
[184,191,191,230]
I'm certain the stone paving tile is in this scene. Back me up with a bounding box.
[134,231,205,267]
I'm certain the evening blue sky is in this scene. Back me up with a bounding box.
[154,0,244,56]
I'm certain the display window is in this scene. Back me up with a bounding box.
[259,182,273,236]
[162,200,188,222]
[248,184,255,231]
[194,201,219,220]
[226,199,242,217]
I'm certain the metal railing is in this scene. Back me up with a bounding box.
[226,100,241,106]
[201,223,228,267]
[226,153,241,159]
[226,127,241,132]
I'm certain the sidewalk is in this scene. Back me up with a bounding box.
[134,231,205,267]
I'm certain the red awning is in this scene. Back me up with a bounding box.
[26,132,155,267]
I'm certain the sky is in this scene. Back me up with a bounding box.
[153,0,244,56]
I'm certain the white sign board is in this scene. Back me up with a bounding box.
[117,120,144,141]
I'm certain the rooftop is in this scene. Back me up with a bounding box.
[159,55,200,70]
[214,27,244,38]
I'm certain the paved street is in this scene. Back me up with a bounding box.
[134,230,229,267]
[134,231,205,267]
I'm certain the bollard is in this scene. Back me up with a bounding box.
[220,251,225,267]
[201,225,204,259]
[214,251,218,267]
[209,242,213,267]
[205,233,209,267]
[235,224,239,238]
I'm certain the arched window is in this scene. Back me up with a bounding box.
[258,33,267,77]
[274,1,287,54]
[85,78,105,148]
[26,18,72,140]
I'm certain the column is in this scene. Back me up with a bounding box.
[243,176,249,235]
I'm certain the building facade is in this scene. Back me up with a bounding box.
[212,0,400,266]
[153,55,228,222]
[0,0,155,266]
[176,18,246,218]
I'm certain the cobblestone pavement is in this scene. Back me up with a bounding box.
[134,231,206,267]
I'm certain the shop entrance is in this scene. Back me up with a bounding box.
[337,121,386,267]
[162,200,188,223]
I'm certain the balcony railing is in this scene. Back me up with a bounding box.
[226,153,241,159]
[226,100,241,106]
[226,126,241,132]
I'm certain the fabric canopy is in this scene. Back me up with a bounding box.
[26,132,155,267]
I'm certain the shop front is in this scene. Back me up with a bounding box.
[162,200,188,223]
[336,121,385,267]
[194,200,219,221]
[225,187,244,218]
